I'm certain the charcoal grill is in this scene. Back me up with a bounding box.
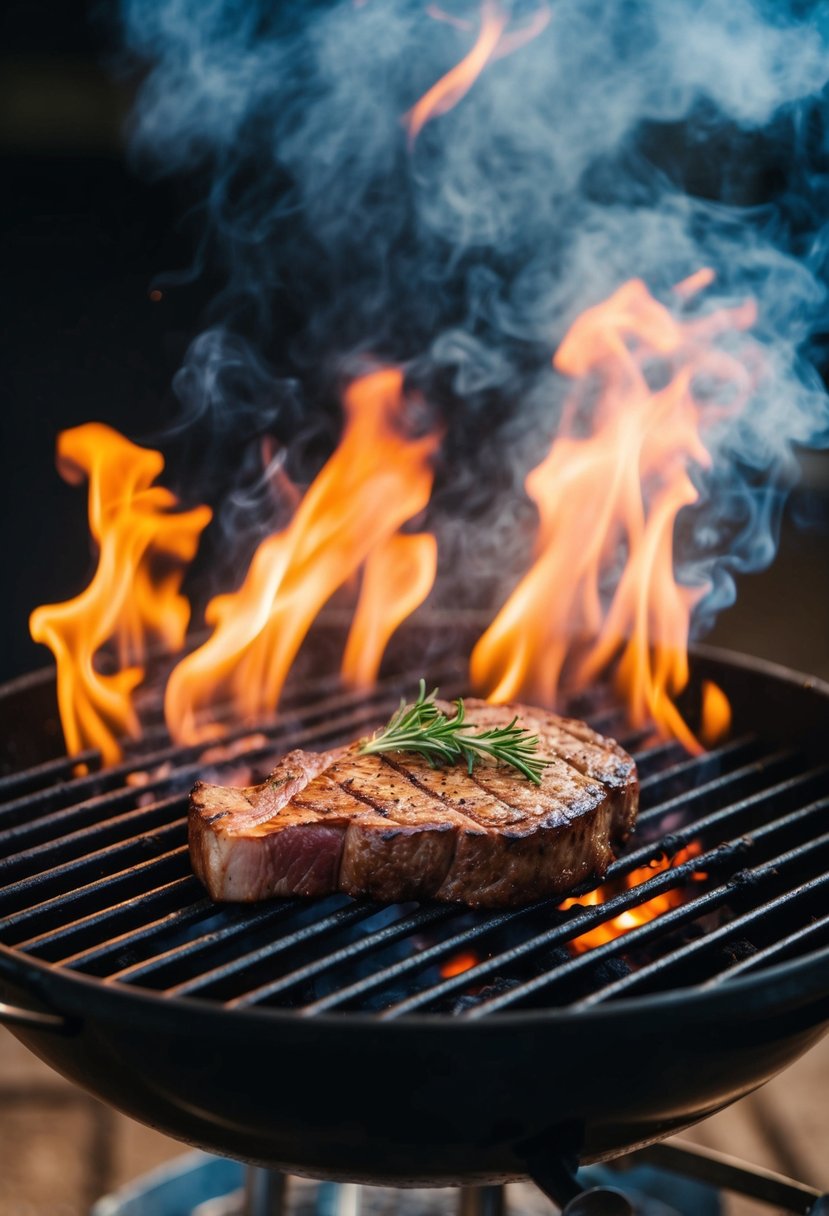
[1,632,828,1199]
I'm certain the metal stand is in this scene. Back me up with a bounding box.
[630,1140,829,1215]
[244,1168,287,1216]
[561,1190,635,1216]
[317,1182,362,1216]
[525,1155,583,1208]
[457,1186,506,1216]
[235,1149,829,1216]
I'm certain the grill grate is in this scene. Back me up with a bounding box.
[1,662,828,1019]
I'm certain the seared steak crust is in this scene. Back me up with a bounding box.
[189,701,638,909]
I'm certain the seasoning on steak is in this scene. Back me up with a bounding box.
[189,700,638,909]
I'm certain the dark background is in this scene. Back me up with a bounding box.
[2,0,211,684]
[2,0,828,688]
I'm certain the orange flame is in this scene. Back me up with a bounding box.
[561,842,706,953]
[29,425,211,765]
[342,532,438,690]
[406,2,550,146]
[165,368,441,743]
[470,275,752,748]
[700,677,732,746]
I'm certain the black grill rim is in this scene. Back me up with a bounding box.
[1,642,829,1027]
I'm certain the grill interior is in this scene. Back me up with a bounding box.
[1,650,829,1019]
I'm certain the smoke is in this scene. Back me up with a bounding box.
[118,0,829,626]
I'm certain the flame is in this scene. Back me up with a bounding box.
[34,279,748,766]
[342,532,438,690]
[406,2,550,146]
[165,368,441,743]
[471,275,752,748]
[440,949,479,978]
[29,425,211,766]
[700,678,732,745]
[561,843,706,953]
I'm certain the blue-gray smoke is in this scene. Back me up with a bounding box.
[118,0,829,629]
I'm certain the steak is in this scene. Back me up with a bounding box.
[189,700,638,909]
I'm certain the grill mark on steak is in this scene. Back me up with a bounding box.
[331,755,468,901]
[383,732,610,836]
[189,702,639,908]
[456,701,638,843]
[380,753,518,827]
[334,779,390,817]
[468,755,608,827]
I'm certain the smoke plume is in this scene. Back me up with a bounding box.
[118,0,829,629]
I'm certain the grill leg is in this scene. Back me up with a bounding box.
[457,1185,506,1216]
[560,1190,634,1216]
[316,1181,362,1216]
[244,1168,287,1216]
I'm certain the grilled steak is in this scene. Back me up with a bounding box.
[189,701,638,909]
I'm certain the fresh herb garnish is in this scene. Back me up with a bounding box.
[358,681,549,786]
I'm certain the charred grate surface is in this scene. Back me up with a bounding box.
[1,663,828,1018]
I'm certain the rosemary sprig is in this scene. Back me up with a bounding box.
[358,681,549,786]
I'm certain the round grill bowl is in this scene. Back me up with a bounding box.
[1,644,828,1185]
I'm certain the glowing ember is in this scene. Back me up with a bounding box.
[440,949,479,978]
[29,424,211,766]
[406,1,550,146]
[471,275,750,749]
[561,843,706,953]
[165,368,441,743]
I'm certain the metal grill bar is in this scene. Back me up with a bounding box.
[130,664,350,738]
[1,658,828,1023]
[0,845,191,940]
[0,700,397,834]
[0,709,648,928]
[0,676,475,934]
[56,896,214,973]
[568,856,829,1011]
[0,748,99,801]
[612,765,828,871]
[11,734,802,1011]
[628,738,685,775]
[257,766,824,1015]
[568,706,626,734]
[635,735,760,795]
[701,911,829,986]
[463,842,829,1018]
[632,747,796,832]
[226,903,456,1008]
[298,904,542,1015]
[17,874,205,960]
[472,804,829,1016]
[0,795,187,915]
[0,794,188,886]
[379,855,723,1019]
[104,899,306,986]
[380,796,829,1018]
[0,783,187,865]
[0,683,473,937]
[0,669,463,830]
[1,744,821,1011]
[163,901,388,998]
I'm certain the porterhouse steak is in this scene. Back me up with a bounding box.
[189,700,638,909]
